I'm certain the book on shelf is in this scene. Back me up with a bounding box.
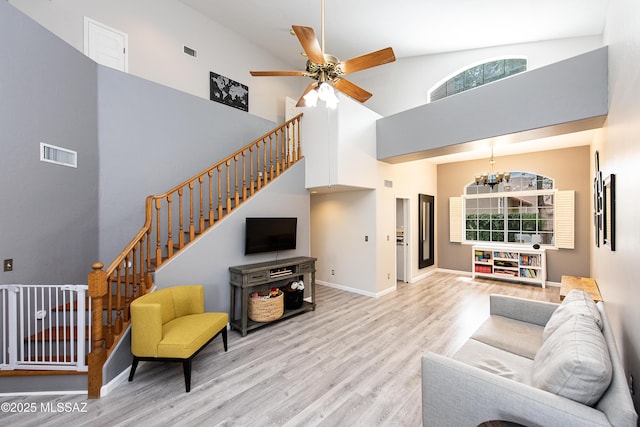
[494,251,517,259]
[519,254,541,267]
[494,260,517,268]
[520,268,539,278]
[474,250,492,263]
[494,268,519,277]
[474,265,492,274]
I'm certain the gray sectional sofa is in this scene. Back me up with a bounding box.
[422,291,637,426]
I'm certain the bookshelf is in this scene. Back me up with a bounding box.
[472,245,547,287]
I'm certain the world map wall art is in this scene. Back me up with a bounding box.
[209,72,248,112]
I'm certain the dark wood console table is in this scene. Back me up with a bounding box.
[229,256,316,336]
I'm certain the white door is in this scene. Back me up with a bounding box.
[84,17,128,72]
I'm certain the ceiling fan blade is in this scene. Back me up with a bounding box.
[333,78,373,103]
[296,82,319,107]
[292,25,326,65]
[340,47,396,74]
[250,70,306,77]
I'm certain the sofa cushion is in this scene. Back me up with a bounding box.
[472,315,545,359]
[532,314,612,406]
[543,289,602,341]
[453,338,533,385]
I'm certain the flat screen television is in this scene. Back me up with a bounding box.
[244,217,297,255]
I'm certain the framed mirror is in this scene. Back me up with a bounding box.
[418,194,434,268]
[603,174,616,251]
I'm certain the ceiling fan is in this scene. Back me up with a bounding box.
[249,0,396,108]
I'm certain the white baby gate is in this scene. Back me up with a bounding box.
[1,284,90,372]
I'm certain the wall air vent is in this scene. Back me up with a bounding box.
[40,142,77,168]
[184,46,197,57]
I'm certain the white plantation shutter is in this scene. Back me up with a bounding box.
[555,190,575,249]
[449,197,462,243]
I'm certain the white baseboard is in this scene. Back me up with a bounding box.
[100,364,131,397]
[317,280,396,298]
[435,268,472,277]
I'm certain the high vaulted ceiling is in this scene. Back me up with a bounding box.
[178,0,608,162]
[179,0,608,68]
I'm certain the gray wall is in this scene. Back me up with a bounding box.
[97,67,275,264]
[1,1,305,391]
[107,160,310,384]
[376,48,608,163]
[154,161,310,314]
[0,1,99,285]
[437,146,591,283]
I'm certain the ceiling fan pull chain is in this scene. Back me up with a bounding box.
[321,0,325,54]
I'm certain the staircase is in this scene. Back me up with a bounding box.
[0,284,90,394]
[85,114,303,397]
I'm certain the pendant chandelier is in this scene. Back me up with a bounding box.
[474,143,510,188]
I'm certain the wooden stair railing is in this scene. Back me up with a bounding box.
[86,113,303,397]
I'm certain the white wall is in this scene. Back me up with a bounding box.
[303,94,381,190]
[352,36,604,117]
[594,0,640,412]
[387,160,439,281]
[8,0,303,123]
[9,1,603,123]
[310,158,438,295]
[310,189,378,295]
[336,95,381,189]
[375,161,398,293]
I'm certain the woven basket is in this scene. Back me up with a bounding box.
[248,290,284,322]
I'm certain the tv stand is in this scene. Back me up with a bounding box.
[229,256,316,336]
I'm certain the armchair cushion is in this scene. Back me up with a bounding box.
[158,312,228,358]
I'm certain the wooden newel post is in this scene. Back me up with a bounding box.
[87,262,108,398]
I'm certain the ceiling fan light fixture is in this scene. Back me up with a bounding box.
[302,82,338,109]
[303,88,319,107]
[317,82,333,100]
[325,91,339,109]
[250,0,395,108]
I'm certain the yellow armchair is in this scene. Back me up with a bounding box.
[128,285,228,392]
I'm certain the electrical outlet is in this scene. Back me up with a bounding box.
[387,273,391,279]
[365,235,368,242]
[331,269,335,275]
[3,259,13,272]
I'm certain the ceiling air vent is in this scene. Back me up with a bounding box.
[40,142,77,168]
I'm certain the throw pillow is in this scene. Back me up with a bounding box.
[543,289,602,341]
[532,314,612,406]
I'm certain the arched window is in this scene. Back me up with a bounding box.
[429,58,527,102]
[463,172,555,245]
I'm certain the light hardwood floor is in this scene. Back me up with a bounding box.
[1,271,559,426]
